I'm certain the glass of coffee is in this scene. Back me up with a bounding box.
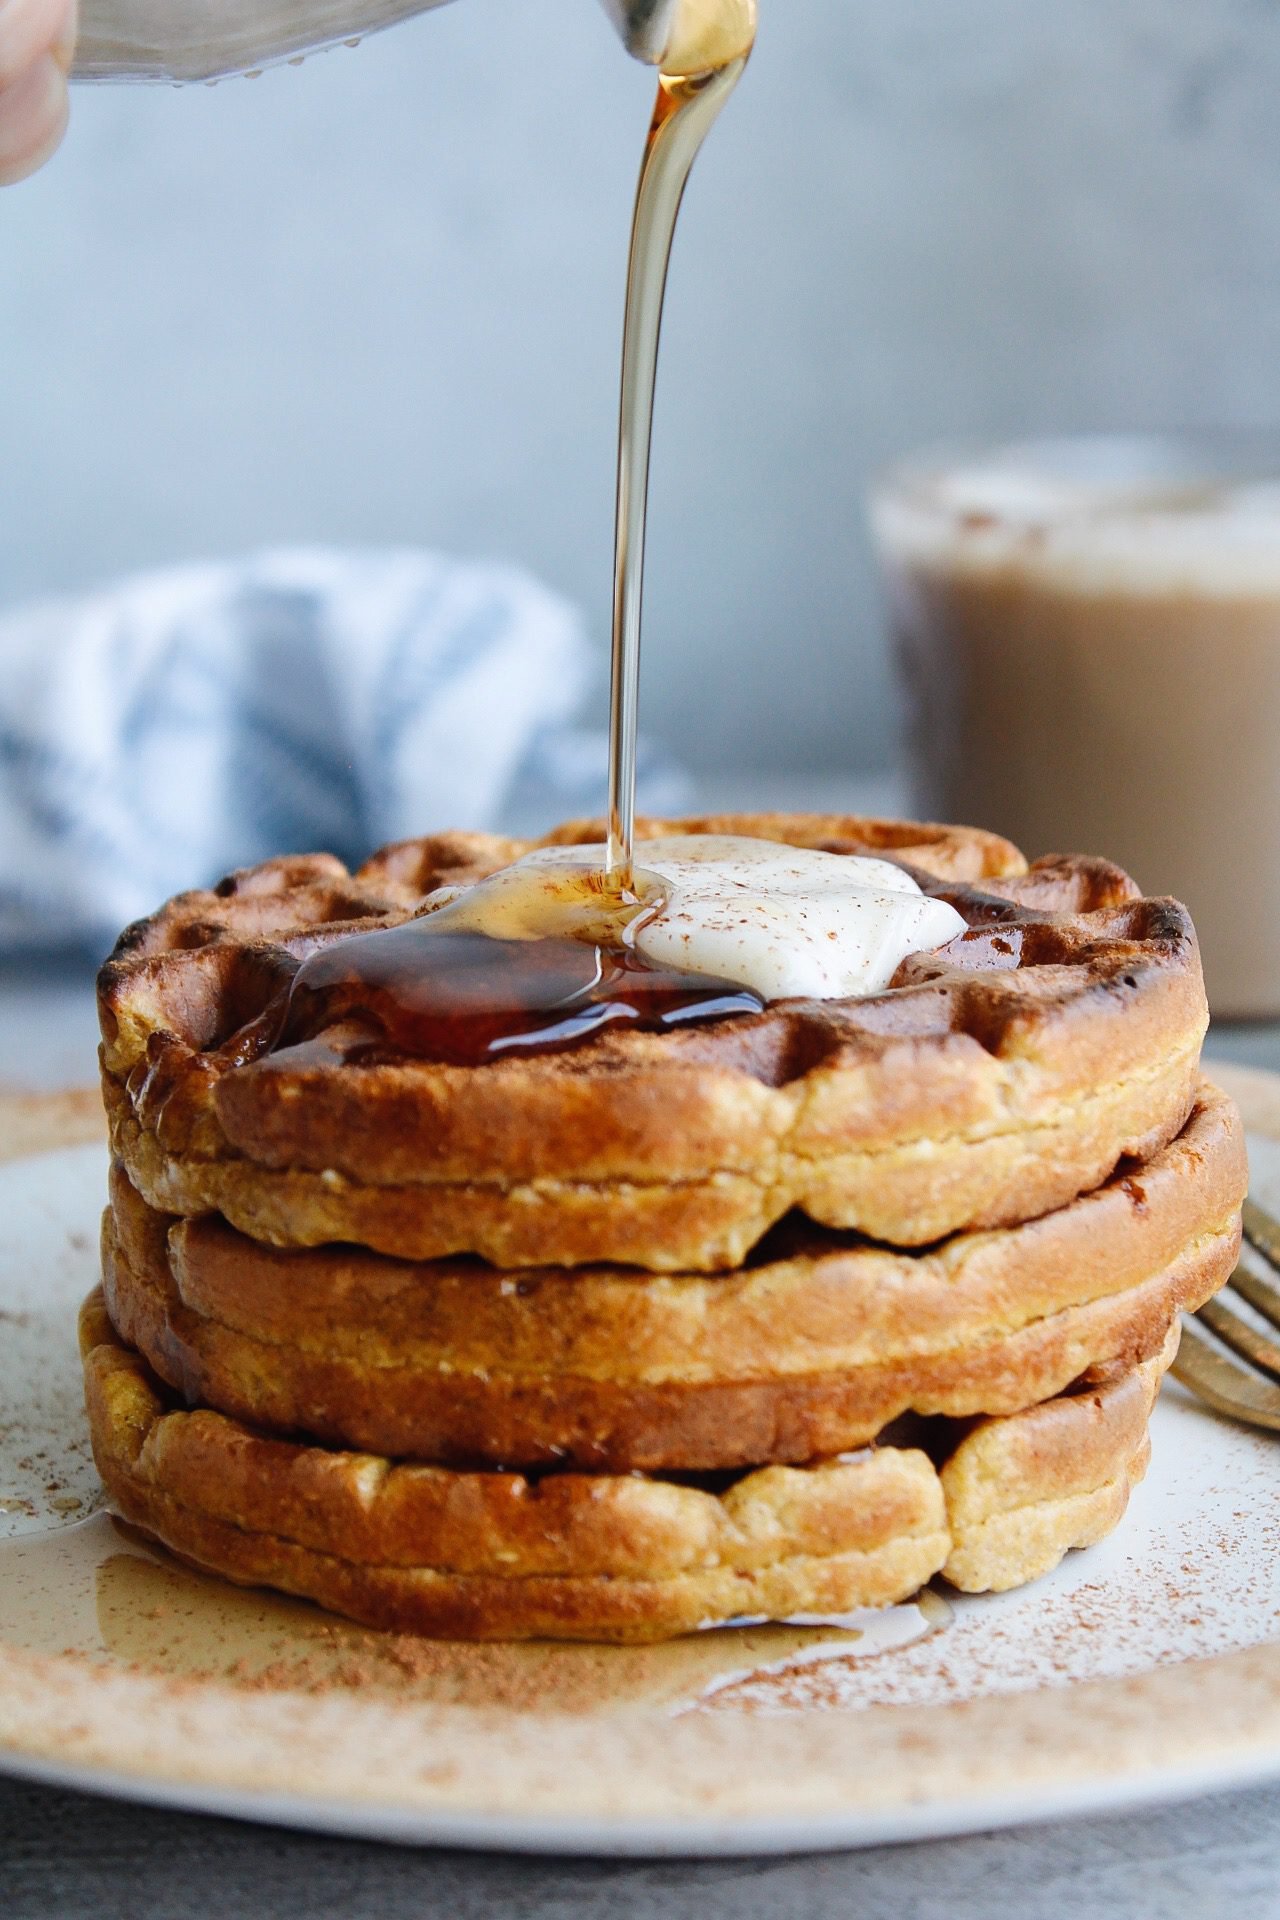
[871,433,1280,1017]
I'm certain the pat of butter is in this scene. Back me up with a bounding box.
[530,835,966,1001]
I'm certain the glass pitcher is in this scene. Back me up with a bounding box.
[71,0,700,82]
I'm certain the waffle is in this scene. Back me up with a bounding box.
[100,1087,1243,1471]
[80,1295,1173,1642]
[97,814,1209,1272]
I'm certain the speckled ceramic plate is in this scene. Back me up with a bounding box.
[0,1070,1277,1857]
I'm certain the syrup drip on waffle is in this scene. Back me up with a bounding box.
[274,859,764,1067]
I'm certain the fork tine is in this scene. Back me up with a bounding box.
[1172,1317,1280,1431]
[1242,1197,1280,1269]
[1199,1291,1280,1380]
[1230,1261,1280,1335]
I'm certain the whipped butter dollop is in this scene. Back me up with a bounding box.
[437,835,966,1002]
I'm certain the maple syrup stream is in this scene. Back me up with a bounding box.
[605,47,752,885]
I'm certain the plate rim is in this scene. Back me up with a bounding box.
[1,1632,1279,1855]
[1,1729,1279,1858]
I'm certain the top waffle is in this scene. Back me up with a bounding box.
[98,813,1209,1272]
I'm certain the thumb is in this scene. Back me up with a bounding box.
[0,52,69,183]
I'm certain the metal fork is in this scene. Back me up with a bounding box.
[1173,1197,1280,1431]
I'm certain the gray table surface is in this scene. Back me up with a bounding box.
[3,1772,1280,1920]
[2,836,1279,1914]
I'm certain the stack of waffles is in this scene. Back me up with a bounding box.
[81,815,1247,1641]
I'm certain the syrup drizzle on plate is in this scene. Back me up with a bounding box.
[0,1515,950,1716]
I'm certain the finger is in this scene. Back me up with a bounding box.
[0,0,75,89]
[51,0,76,74]
[0,53,68,184]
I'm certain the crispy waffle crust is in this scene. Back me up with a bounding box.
[97,814,1210,1271]
[101,1088,1243,1471]
[80,1296,1175,1643]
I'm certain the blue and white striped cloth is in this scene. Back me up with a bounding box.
[0,548,684,952]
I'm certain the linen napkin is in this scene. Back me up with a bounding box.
[0,547,680,952]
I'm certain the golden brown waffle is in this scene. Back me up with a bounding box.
[939,1322,1177,1593]
[97,814,1209,1271]
[80,1296,1174,1642]
[101,1087,1243,1471]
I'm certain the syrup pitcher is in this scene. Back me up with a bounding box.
[71,0,718,80]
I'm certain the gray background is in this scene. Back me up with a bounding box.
[2,0,1279,777]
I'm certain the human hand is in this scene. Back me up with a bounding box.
[0,0,75,184]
